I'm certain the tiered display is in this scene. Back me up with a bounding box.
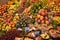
[0,0,60,40]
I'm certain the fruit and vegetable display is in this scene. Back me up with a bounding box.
[0,0,60,40]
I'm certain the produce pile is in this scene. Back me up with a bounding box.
[0,0,60,40]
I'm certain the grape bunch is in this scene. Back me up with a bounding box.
[0,30,23,40]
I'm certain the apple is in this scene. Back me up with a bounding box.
[40,15,44,20]
[37,19,40,23]
[37,14,40,18]
[41,20,45,24]
[57,26,60,30]
[35,18,38,22]
[4,20,7,23]
[7,19,10,23]
[45,16,48,20]
[45,20,49,25]
[54,12,59,16]
[38,10,47,16]
[41,11,46,16]
[54,0,60,4]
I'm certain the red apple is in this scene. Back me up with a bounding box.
[38,10,47,16]
[54,0,60,4]
[54,12,59,16]
[41,11,47,16]
[7,19,11,23]
[57,26,60,30]
[40,15,44,20]
[37,14,40,18]
[38,10,41,15]
[37,19,40,23]
[35,18,38,22]
[45,20,49,25]
[41,20,45,24]
[4,20,7,23]
[45,16,48,20]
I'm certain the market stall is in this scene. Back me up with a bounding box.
[0,0,60,40]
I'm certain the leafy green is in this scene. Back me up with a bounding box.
[30,1,43,16]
